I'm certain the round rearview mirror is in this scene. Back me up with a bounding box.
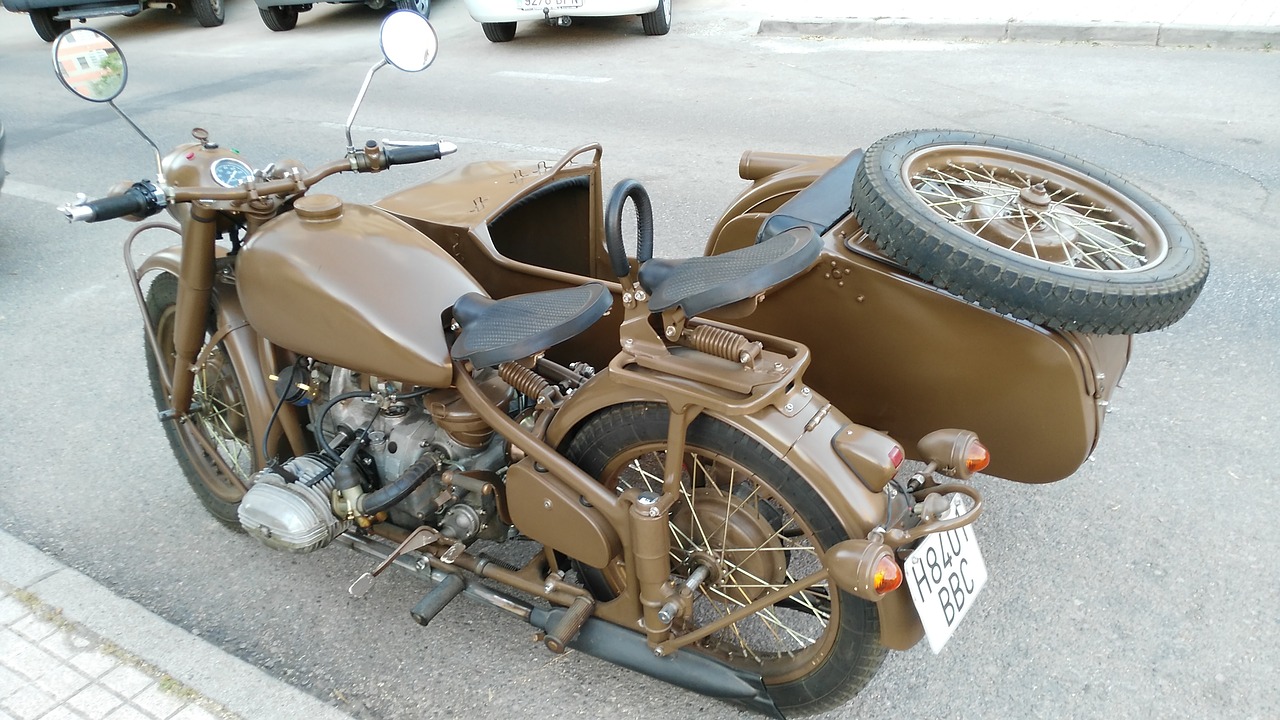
[380,10,438,73]
[52,28,127,103]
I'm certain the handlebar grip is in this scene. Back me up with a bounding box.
[63,182,163,223]
[384,141,458,167]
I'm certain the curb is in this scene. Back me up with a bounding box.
[758,19,1280,49]
[0,529,353,720]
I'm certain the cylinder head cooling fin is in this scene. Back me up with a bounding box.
[238,454,350,553]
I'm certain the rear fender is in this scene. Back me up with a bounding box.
[138,247,306,458]
[545,369,924,650]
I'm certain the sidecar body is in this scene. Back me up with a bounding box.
[377,144,1130,484]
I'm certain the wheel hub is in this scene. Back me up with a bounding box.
[672,488,786,604]
[959,181,1079,265]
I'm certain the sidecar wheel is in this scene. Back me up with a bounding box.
[852,129,1209,334]
[640,0,671,36]
[564,403,885,715]
[190,0,225,27]
[259,5,298,31]
[30,9,70,42]
[482,21,516,42]
[146,273,260,529]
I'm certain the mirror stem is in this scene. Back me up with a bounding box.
[345,60,387,154]
[109,101,165,179]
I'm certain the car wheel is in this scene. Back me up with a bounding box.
[259,5,298,30]
[30,8,70,42]
[640,0,670,36]
[482,21,516,42]
[190,0,225,26]
[395,0,429,17]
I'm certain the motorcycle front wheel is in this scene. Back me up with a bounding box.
[564,403,885,716]
[145,273,259,527]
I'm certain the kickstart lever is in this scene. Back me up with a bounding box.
[348,526,440,598]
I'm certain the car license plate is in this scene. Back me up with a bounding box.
[905,499,987,654]
[518,0,583,10]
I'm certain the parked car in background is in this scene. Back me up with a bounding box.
[253,0,427,32]
[2,0,223,41]
[462,0,669,42]
[0,119,6,194]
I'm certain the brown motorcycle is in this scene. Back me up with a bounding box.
[51,12,1207,719]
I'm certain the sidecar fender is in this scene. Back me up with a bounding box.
[544,368,925,650]
[137,248,306,458]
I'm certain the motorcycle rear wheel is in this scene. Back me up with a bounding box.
[564,403,885,716]
[145,273,259,528]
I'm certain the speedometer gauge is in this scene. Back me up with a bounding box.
[211,157,254,188]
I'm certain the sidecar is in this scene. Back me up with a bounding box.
[377,136,1204,484]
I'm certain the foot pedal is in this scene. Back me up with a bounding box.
[544,595,595,653]
[410,573,467,626]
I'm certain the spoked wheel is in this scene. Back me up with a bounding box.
[565,404,884,716]
[852,129,1209,334]
[146,273,259,527]
[259,5,298,31]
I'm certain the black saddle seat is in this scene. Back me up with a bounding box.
[451,283,612,368]
[755,149,863,244]
[638,227,821,319]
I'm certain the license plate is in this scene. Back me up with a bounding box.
[905,498,987,654]
[518,0,582,10]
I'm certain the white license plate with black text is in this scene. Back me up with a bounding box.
[518,0,583,10]
[905,505,987,653]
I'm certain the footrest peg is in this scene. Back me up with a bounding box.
[544,595,595,653]
[410,573,466,626]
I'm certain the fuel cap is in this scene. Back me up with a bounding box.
[294,194,343,222]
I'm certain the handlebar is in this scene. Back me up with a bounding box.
[384,140,457,167]
[62,181,164,223]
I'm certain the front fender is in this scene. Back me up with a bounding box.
[138,247,306,458]
[546,369,925,650]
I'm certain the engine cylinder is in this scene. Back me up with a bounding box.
[238,454,350,553]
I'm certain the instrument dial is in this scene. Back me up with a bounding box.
[211,157,254,188]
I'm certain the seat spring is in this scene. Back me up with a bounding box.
[498,361,551,400]
[681,325,757,363]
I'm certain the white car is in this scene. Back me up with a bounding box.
[462,0,670,42]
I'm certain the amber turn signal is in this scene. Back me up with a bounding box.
[917,429,991,480]
[872,554,903,594]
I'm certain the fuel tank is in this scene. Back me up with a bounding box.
[237,194,483,388]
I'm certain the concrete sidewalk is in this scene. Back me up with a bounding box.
[747,0,1280,48]
[0,530,353,720]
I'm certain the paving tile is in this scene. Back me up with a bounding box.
[0,665,24,699]
[31,664,92,702]
[35,707,88,720]
[40,630,94,661]
[97,667,152,702]
[103,705,152,720]
[9,616,57,644]
[67,651,118,680]
[65,685,124,720]
[167,706,219,720]
[0,596,30,626]
[130,683,185,720]
[0,636,62,681]
[0,685,57,720]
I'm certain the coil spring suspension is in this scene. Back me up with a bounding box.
[680,325,763,366]
[498,362,554,404]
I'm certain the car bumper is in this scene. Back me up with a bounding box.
[462,0,658,23]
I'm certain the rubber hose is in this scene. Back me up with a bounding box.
[358,455,441,515]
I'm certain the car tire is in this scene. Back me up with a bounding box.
[395,0,429,17]
[482,21,516,42]
[640,0,670,36]
[190,0,224,27]
[259,5,298,31]
[31,8,70,42]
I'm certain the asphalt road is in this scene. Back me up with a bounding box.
[1,2,1278,719]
